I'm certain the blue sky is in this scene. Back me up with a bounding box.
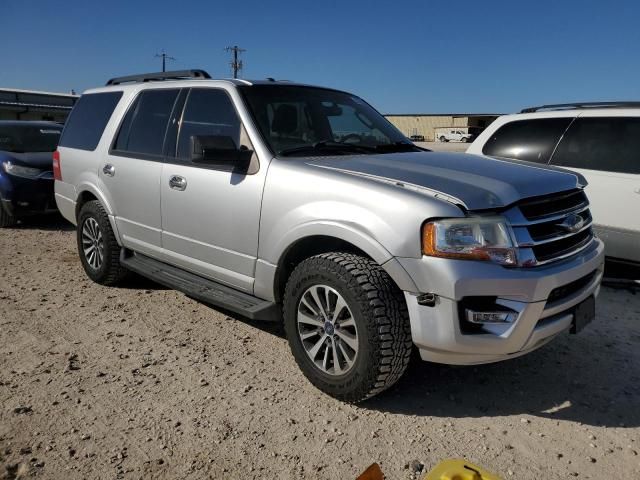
[3,0,639,114]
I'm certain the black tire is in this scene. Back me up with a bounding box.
[283,252,412,402]
[439,136,447,142]
[76,200,128,286]
[461,137,468,143]
[0,205,16,228]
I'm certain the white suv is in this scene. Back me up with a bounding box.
[468,102,640,268]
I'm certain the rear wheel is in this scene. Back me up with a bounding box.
[0,206,16,228]
[439,136,447,142]
[77,200,128,286]
[283,252,412,402]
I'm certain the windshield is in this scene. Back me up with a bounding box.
[0,125,62,153]
[239,85,419,157]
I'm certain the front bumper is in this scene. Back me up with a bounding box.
[398,238,605,365]
[0,172,57,217]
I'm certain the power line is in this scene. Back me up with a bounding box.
[225,45,246,78]
[154,50,175,72]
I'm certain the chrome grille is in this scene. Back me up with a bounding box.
[504,189,595,266]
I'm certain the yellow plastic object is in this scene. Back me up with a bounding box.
[423,459,503,480]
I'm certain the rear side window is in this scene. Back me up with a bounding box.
[59,92,122,151]
[551,117,640,174]
[114,89,180,156]
[481,118,572,164]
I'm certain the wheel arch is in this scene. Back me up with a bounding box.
[270,233,418,304]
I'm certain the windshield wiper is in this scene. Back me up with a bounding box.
[279,141,375,157]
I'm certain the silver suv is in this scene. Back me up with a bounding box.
[54,70,604,402]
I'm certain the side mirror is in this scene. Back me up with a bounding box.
[190,135,253,169]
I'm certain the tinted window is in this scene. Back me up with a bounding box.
[176,89,241,159]
[482,118,572,164]
[59,92,122,151]
[551,117,640,174]
[0,125,61,153]
[114,89,179,156]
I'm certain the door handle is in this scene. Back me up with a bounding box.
[634,188,640,194]
[169,175,187,191]
[102,164,115,177]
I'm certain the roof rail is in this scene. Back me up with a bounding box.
[105,69,211,86]
[521,101,640,113]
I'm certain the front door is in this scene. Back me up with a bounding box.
[160,87,265,292]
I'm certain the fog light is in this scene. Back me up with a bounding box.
[465,310,517,324]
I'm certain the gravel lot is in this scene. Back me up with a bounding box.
[1,201,639,478]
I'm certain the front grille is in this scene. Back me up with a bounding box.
[507,189,595,266]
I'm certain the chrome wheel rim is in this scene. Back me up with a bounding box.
[81,217,104,270]
[297,284,358,376]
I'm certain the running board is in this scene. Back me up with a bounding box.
[120,250,280,321]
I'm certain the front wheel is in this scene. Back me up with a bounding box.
[439,136,447,142]
[283,252,412,402]
[0,205,16,228]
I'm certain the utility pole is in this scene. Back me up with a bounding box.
[155,50,175,72]
[225,45,246,78]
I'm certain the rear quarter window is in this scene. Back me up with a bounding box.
[550,117,640,174]
[482,118,572,164]
[59,91,123,151]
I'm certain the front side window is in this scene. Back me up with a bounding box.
[551,117,640,174]
[176,88,241,159]
[481,118,572,164]
[0,125,61,153]
[239,85,417,157]
[114,89,179,156]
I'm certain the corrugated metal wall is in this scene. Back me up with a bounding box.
[385,115,470,141]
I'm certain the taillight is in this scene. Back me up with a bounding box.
[53,150,62,181]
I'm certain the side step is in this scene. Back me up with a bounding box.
[120,250,280,321]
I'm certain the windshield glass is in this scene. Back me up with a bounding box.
[239,85,418,157]
[0,125,62,153]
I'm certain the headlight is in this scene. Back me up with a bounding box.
[422,216,517,266]
[2,161,42,178]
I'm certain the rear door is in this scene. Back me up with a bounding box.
[159,87,264,292]
[102,88,183,257]
[550,114,640,262]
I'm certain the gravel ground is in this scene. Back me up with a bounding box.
[415,141,469,152]
[1,216,639,480]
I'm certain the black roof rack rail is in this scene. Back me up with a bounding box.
[521,101,640,113]
[106,69,211,86]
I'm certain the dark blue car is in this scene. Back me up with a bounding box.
[0,120,63,227]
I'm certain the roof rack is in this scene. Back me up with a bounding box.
[106,69,211,86]
[521,101,640,113]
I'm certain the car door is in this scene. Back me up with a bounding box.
[550,114,640,263]
[160,87,265,292]
[102,88,182,257]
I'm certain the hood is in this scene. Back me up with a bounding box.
[305,151,586,210]
[0,151,54,170]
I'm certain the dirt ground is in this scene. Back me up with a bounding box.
[1,215,639,480]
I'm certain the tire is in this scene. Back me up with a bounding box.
[283,252,412,402]
[76,200,128,286]
[461,137,468,143]
[439,136,447,142]
[0,205,16,228]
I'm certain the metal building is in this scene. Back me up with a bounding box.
[385,113,501,141]
[0,88,78,122]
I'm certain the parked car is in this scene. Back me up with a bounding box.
[436,129,474,143]
[55,70,604,402]
[467,102,640,268]
[409,134,425,142]
[0,120,62,227]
